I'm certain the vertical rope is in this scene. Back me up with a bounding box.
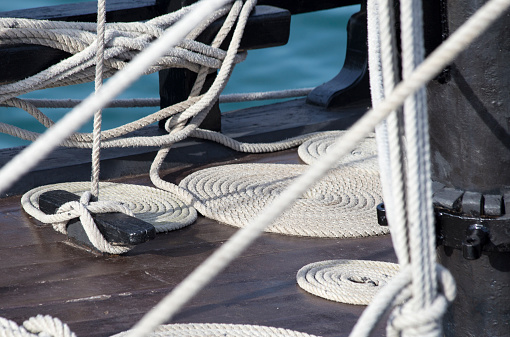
[400,0,436,311]
[372,0,411,265]
[91,0,106,198]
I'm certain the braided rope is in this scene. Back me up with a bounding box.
[349,265,456,337]
[0,3,235,102]
[0,315,76,337]
[22,181,196,233]
[297,260,399,305]
[179,163,388,238]
[21,182,196,253]
[90,0,107,198]
[297,131,379,171]
[114,323,320,337]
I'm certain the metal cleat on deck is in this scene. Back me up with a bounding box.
[38,189,156,252]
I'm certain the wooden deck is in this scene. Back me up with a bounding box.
[0,147,396,337]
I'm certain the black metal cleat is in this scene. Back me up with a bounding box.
[38,190,156,251]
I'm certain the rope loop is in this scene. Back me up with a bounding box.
[49,191,134,254]
[385,265,456,336]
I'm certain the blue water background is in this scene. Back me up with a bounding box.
[0,1,360,148]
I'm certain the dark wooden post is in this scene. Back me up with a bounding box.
[424,0,510,335]
[157,0,221,132]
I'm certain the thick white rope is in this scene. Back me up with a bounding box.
[297,131,379,171]
[0,3,236,102]
[21,181,197,234]
[118,1,510,336]
[372,0,411,267]
[0,315,76,337]
[297,260,399,305]
[179,163,388,237]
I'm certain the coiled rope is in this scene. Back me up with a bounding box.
[113,323,320,337]
[179,163,388,238]
[0,0,508,336]
[21,182,196,253]
[297,260,399,305]
[297,131,379,171]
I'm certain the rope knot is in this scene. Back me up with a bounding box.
[0,315,76,337]
[51,191,134,254]
[387,265,457,336]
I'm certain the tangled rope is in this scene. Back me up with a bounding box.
[179,163,388,238]
[0,2,237,102]
[297,260,399,305]
[0,315,76,337]
[21,182,197,253]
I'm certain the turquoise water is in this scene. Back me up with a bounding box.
[0,1,360,148]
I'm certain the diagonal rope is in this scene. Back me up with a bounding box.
[121,1,510,336]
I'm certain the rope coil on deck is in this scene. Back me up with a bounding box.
[179,163,389,238]
[21,182,197,253]
[113,323,320,337]
[297,131,379,171]
[297,260,399,305]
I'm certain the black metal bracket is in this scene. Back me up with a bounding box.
[306,7,370,108]
[435,210,510,258]
[38,190,156,252]
[158,5,291,132]
[376,201,510,260]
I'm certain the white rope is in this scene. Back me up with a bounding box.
[349,264,456,337]
[6,87,313,109]
[297,131,379,171]
[399,0,438,331]
[369,0,411,266]
[0,315,76,337]
[0,3,236,101]
[118,1,510,336]
[21,182,197,253]
[0,87,314,147]
[91,0,107,198]
[179,163,388,238]
[0,0,234,195]
[297,260,399,305]
[114,323,320,337]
